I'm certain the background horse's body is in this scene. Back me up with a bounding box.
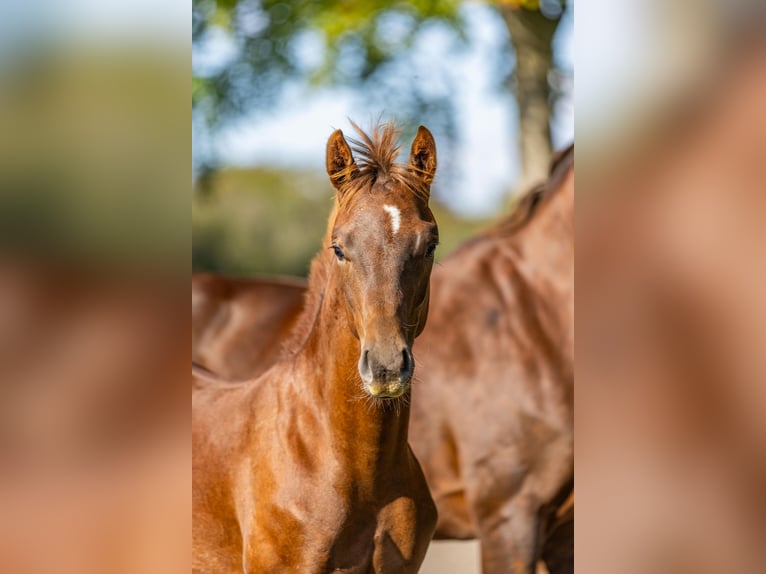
[410,149,574,573]
[192,272,306,380]
[191,147,574,573]
[192,123,441,573]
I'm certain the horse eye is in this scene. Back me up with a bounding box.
[332,245,345,261]
[425,243,438,259]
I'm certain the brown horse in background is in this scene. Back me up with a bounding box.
[409,146,573,573]
[193,123,440,573]
[192,272,305,379]
[191,146,574,573]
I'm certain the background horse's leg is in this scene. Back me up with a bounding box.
[541,516,573,574]
[476,496,543,574]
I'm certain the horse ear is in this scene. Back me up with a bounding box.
[409,126,437,186]
[326,129,358,191]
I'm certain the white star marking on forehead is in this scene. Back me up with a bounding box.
[382,204,401,235]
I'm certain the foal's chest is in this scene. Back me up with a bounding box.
[247,491,426,573]
[327,496,427,573]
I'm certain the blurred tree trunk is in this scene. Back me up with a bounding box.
[499,5,563,189]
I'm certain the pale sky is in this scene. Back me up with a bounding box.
[575,0,718,150]
[209,2,574,217]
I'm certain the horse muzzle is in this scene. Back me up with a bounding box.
[358,345,414,399]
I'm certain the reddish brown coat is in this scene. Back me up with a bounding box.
[192,123,440,573]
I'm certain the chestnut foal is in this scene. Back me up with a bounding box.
[192,123,440,573]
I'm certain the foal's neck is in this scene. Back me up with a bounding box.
[294,262,411,483]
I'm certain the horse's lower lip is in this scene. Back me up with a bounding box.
[365,382,408,398]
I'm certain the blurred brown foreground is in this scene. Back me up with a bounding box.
[577,17,766,574]
[0,261,189,573]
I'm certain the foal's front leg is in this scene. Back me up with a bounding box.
[371,483,437,573]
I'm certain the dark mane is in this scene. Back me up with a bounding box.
[284,121,428,356]
[486,143,573,238]
[336,121,431,206]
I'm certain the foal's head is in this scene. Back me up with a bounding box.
[325,123,438,399]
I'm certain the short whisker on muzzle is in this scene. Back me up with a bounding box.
[347,384,408,414]
[344,375,381,413]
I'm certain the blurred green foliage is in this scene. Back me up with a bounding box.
[193,0,465,172]
[0,48,188,269]
[193,0,569,189]
[192,167,492,277]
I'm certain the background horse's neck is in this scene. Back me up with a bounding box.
[509,163,575,371]
[518,163,574,276]
[453,162,573,377]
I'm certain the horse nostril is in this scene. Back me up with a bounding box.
[400,348,414,381]
[358,348,372,383]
